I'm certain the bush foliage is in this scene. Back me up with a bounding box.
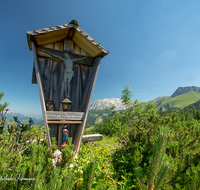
[88,84,200,189]
[1,85,200,189]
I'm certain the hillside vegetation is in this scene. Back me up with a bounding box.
[184,99,200,110]
[155,91,200,111]
[86,90,200,128]
[1,85,200,189]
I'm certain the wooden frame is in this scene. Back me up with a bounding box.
[74,57,101,151]
[28,21,108,152]
[31,42,51,148]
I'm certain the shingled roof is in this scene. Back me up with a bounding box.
[27,20,109,58]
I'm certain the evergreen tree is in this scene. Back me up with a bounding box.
[0,92,9,134]
[121,83,133,110]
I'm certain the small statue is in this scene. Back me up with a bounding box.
[52,149,62,167]
[61,126,68,147]
[45,51,86,98]
[46,101,54,111]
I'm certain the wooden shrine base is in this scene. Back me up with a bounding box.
[46,111,84,121]
[47,120,83,124]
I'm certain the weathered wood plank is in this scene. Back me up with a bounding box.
[49,124,58,142]
[73,44,81,54]
[43,44,54,49]
[59,63,65,111]
[73,124,81,147]
[79,67,82,109]
[46,111,84,121]
[24,135,101,144]
[51,41,64,111]
[32,61,37,84]
[80,65,90,100]
[79,59,100,112]
[53,41,64,51]
[77,66,81,109]
[71,65,78,111]
[38,58,52,101]
[49,59,54,101]
[71,65,81,112]
[31,42,51,148]
[74,57,101,151]
[34,28,70,46]
[81,49,87,56]
[58,125,63,148]
[82,134,103,142]
[48,121,82,124]
[51,60,62,111]
[72,30,102,57]
[71,124,78,144]
[64,39,73,51]
[67,27,76,39]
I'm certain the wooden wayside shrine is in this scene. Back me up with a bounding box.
[27,20,109,152]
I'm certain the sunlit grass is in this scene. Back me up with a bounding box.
[156,91,200,111]
[94,135,118,154]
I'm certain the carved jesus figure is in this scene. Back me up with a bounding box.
[45,51,86,98]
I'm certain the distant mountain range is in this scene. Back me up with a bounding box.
[154,91,200,112]
[151,96,170,102]
[5,86,200,127]
[153,86,200,112]
[171,86,200,98]
[6,110,44,126]
[89,98,126,110]
[89,86,200,112]
[86,86,200,126]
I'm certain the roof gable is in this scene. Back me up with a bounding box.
[27,21,109,58]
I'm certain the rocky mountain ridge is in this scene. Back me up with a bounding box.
[151,96,170,102]
[171,86,200,98]
[89,98,126,111]
[89,86,200,111]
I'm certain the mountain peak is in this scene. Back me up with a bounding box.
[89,98,126,110]
[171,86,200,98]
[151,96,170,102]
[6,109,16,114]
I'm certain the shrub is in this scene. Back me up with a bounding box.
[0,92,9,134]
[112,106,200,189]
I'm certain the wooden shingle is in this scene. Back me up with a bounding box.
[27,20,109,58]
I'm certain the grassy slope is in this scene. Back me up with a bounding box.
[155,91,200,111]
[184,99,200,110]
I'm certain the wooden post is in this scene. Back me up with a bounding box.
[82,134,103,142]
[74,57,101,151]
[58,124,63,149]
[31,42,51,148]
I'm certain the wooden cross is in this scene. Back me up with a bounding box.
[37,46,94,66]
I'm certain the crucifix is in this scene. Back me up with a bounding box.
[45,51,87,98]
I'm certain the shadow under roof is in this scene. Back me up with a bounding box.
[27,21,109,58]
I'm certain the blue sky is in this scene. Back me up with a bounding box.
[1,0,200,117]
